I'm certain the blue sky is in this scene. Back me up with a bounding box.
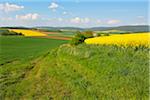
[0,0,149,27]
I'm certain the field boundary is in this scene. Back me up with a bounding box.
[32,36,71,40]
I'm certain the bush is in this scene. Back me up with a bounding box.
[18,32,23,35]
[97,33,102,36]
[70,31,95,45]
[70,31,86,45]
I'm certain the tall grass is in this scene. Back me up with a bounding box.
[0,44,149,99]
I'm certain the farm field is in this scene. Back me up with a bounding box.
[10,29,73,40]
[0,36,68,64]
[85,32,150,47]
[10,29,47,36]
[44,31,75,37]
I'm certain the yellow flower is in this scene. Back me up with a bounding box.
[85,33,150,47]
[10,29,47,36]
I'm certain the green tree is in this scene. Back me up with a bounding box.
[70,31,86,45]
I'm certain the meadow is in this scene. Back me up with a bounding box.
[0,36,68,64]
[0,44,149,99]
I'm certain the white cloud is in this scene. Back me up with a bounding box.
[63,11,67,15]
[97,19,102,24]
[107,19,121,24]
[48,2,59,11]
[58,18,63,22]
[16,13,39,20]
[0,17,13,21]
[0,2,24,12]
[70,17,81,23]
[70,17,90,24]
[84,18,90,23]
[137,16,144,19]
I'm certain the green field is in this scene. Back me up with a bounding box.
[0,42,149,99]
[47,31,75,37]
[0,36,68,64]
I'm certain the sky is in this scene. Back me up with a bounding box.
[0,0,149,27]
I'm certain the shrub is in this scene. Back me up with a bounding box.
[18,32,23,35]
[97,33,102,36]
[70,31,86,45]
[70,31,95,45]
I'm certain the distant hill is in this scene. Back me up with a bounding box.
[89,25,149,32]
[1,25,149,32]
[35,26,84,31]
[36,25,149,32]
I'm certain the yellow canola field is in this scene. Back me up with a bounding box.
[10,29,47,36]
[85,33,150,47]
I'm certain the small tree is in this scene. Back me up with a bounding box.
[18,32,23,35]
[70,30,96,45]
[70,31,86,45]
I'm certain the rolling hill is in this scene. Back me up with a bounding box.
[1,25,149,32]
[36,25,149,32]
